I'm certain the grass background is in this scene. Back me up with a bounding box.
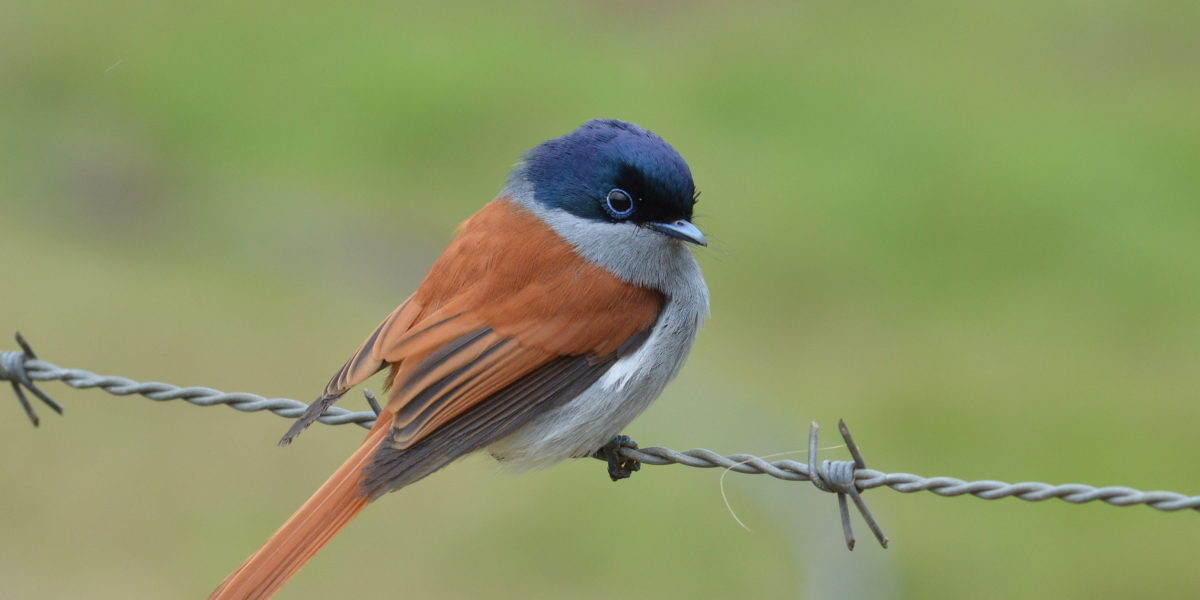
[2,1,1199,598]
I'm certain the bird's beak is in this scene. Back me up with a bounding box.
[649,220,708,246]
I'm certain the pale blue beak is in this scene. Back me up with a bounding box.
[649,220,707,246]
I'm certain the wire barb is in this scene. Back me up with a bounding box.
[363,388,382,417]
[806,420,889,550]
[6,333,1200,536]
[0,333,65,426]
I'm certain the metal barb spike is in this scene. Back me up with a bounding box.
[807,419,889,550]
[11,382,39,426]
[3,333,65,427]
[15,332,38,360]
[363,388,382,417]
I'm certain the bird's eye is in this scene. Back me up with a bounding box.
[605,189,634,219]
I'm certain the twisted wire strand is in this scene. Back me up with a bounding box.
[622,447,1200,512]
[7,351,1200,513]
[19,357,379,428]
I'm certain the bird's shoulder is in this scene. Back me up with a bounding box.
[405,197,664,357]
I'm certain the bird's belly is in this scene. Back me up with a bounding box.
[488,295,703,471]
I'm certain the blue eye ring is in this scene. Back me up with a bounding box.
[604,188,635,219]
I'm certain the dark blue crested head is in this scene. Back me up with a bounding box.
[520,120,699,234]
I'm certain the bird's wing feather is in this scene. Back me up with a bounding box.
[278,298,424,445]
[362,349,617,497]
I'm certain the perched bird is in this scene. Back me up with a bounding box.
[208,119,710,600]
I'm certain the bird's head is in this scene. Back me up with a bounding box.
[517,119,705,246]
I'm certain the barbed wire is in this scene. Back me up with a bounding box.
[4,333,1198,552]
[621,446,1200,511]
[3,351,379,429]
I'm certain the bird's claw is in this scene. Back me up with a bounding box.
[594,435,641,481]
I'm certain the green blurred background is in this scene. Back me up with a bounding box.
[3,1,1199,598]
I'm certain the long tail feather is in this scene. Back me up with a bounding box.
[209,411,392,600]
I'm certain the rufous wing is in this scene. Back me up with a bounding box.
[282,197,662,488]
[366,197,663,494]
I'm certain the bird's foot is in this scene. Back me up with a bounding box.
[593,435,641,482]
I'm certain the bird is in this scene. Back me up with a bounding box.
[208,119,710,600]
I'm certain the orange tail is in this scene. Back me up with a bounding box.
[209,412,392,600]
